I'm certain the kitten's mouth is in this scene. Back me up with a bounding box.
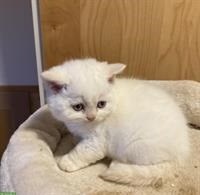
[86,116,96,122]
[85,117,102,123]
[86,119,96,123]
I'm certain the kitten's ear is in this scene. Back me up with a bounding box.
[108,63,126,83]
[41,67,68,93]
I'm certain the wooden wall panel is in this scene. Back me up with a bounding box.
[0,86,40,157]
[80,0,165,78]
[156,0,200,80]
[39,0,80,68]
[40,0,200,81]
[0,91,29,157]
[0,110,11,156]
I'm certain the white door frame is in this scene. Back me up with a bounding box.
[31,0,45,106]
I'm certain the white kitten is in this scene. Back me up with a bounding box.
[42,58,189,186]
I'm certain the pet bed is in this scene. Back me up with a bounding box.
[0,80,200,195]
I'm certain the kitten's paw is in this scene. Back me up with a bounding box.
[58,156,81,172]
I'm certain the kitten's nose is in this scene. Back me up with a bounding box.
[87,115,96,121]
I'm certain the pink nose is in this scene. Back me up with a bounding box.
[87,116,96,121]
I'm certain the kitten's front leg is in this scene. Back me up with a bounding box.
[58,136,106,172]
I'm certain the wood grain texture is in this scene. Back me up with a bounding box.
[40,0,200,80]
[39,0,80,68]
[156,0,200,80]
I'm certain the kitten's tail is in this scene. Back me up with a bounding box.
[100,161,174,188]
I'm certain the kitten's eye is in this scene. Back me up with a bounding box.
[72,104,84,111]
[97,101,106,109]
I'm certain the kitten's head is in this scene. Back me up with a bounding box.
[42,58,126,125]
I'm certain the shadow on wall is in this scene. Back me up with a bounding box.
[0,0,38,86]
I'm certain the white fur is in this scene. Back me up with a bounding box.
[42,58,190,186]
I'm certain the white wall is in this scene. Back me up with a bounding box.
[0,0,38,85]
